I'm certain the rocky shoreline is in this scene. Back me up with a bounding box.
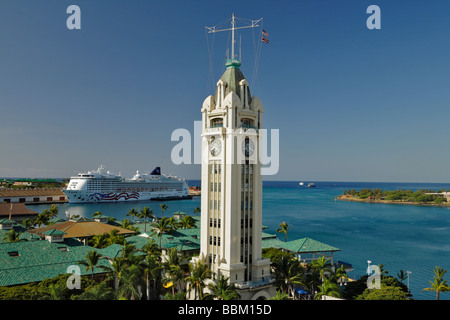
[336,194,450,207]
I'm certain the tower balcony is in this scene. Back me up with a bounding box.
[238,125,258,133]
[234,276,275,290]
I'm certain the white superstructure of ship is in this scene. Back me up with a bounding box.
[64,165,191,203]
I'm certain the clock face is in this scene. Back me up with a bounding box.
[242,138,255,157]
[209,138,222,156]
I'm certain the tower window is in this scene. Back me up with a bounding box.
[241,118,253,128]
[211,118,223,128]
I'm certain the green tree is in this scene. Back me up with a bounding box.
[101,256,127,290]
[276,221,290,242]
[143,249,163,300]
[48,205,59,220]
[311,256,332,283]
[160,203,168,218]
[151,217,172,249]
[178,215,197,229]
[34,212,49,227]
[356,285,410,300]
[90,232,110,248]
[117,263,144,300]
[127,208,139,221]
[343,274,410,300]
[315,279,342,300]
[262,248,304,297]
[185,259,211,300]
[108,229,126,246]
[397,270,407,284]
[422,266,450,300]
[122,219,139,232]
[76,281,115,300]
[139,207,154,233]
[193,206,201,216]
[21,218,34,230]
[269,290,289,300]
[2,229,23,243]
[207,275,239,300]
[78,250,106,280]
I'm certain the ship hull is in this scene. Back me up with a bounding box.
[63,190,191,204]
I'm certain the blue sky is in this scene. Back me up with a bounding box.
[1,0,450,182]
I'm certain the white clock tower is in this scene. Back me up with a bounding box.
[196,14,275,300]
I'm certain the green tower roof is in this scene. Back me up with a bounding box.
[216,59,251,103]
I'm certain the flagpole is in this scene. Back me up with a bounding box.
[231,13,235,61]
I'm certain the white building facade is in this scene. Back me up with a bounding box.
[197,58,275,300]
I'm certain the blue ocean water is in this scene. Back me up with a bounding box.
[30,180,450,300]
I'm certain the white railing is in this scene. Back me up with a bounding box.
[234,277,275,289]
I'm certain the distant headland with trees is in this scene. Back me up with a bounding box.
[337,188,450,206]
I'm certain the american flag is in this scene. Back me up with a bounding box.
[262,29,269,37]
[262,36,269,44]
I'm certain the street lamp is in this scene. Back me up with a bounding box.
[406,271,412,291]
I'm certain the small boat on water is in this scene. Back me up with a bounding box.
[307,183,316,188]
[299,182,304,186]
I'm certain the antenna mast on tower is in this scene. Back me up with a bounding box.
[206,13,263,63]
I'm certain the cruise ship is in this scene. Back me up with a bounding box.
[64,166,191,203]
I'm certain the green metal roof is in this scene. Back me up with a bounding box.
[262,237,340,254]
[0,239,110,287]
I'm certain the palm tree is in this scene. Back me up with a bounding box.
[117,264,144,300]
[207,275,239,300]
[397,270,407,284]
[90,232,110,248]
[101,256,127,290]
[329,265,348,286]
[179,215,197,229]
[139,207,154,233]
[193,207,200,216]
[422,266,450,300]
[21,218,34,230]
[311,256,332,283]
[2,229,22,243]
[276,221,290,242]
[269,290,289,300]
[48,205,59,220]
[78,250,105,280]
[34,212,48,228]
[127,208,139,221]
[274,256,305,297]
[122,219,139,232]
[160,203,168,218]
[77,281,115,300]
[167,217,178,231]
[141,238,160,257]
[143,252,163,300]
[167,264,185,296]
[185,259,211,300]
[48,283,67,300]
[151,217,172,249]
[121,243,139,262]
[108,229,125,245]
[314,279,341,300]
